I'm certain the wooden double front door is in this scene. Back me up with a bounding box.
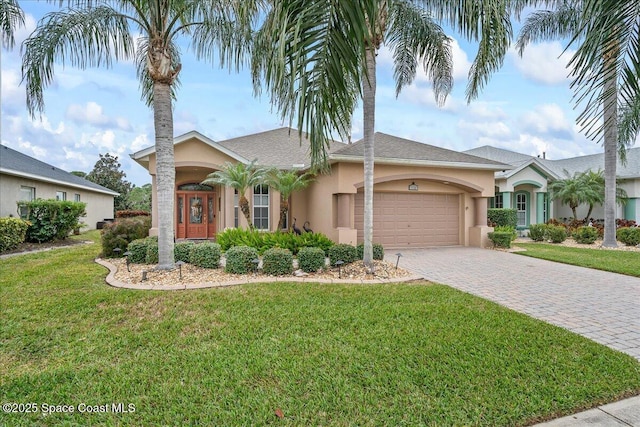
[176,191,216,239]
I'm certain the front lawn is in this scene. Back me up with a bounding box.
[1,231,639,426]
[515,242,640,277]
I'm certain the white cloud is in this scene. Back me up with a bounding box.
[509,41,574,85]
[17,139,47,158]
[457,119,512,140]
[0,68,23,111]
[66,102,110,126]
[30,115,65,134]
[520,103,573,138]
[130,133,150,152]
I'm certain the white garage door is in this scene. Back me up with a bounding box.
[354,192,460,247]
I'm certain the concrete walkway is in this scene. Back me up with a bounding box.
[393,247,640,426]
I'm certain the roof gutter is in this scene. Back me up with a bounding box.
[0,168,120,196]
[329,155,512,171]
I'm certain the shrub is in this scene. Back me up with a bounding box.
[116,210,150,218]
[528,224,547,242]
[617,227,640,246]
[546,225,567,243]
[356,243,385,260]
[145,240,159,264]
[297,246,326,273]
[127,236,157,264]
[0,217,30,252]
[262,247,293,276]
[189,242,221,268]
[494,225,516,242]
[488,231,512,248]
[174,241,196,263]
[573,226,599,244]
[18,199,86,242]
[216,227,335,255]
[101,216,151,257]
[328,243,357,265]
[488,208,517,228]
[225,245,259,274]
[297,232,335,255]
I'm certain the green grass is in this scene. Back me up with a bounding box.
[1,231,639,426]
[516,242,640,277]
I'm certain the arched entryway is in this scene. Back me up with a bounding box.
[176,183,216,239]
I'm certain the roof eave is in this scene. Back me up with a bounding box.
[329,155,512,171]
[0,168,120,196]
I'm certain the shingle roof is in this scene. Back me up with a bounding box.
[332,133,510,169]
[0,144,119,196]
[464,145,640,179]
[217,127,346,169]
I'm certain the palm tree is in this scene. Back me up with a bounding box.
[263,169,314,230]
[548,171,588,220]
[515,0,626,247]
[0,0,24,49]
[22,0,258,269]
[579,169,628,221]
[254,1,513,269]
[201,161,267,229]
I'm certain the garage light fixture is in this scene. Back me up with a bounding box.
[408,182,418,191]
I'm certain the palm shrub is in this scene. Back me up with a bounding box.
[225,245,259,274]
[546,225,568,243]
[356,243,384,260]
[328,243,357,265]
[262,247,293,275]
[297,246,326,273]
[617,227,640,246]
[0,217,30,252]
[174,241,196,263]
[488,231,512,248]
[528,224,547,242]
[189,242,221,268]
[573,226,599,244]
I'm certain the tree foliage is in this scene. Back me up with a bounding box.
[86,153,132,212]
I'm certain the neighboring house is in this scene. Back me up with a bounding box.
[0,144,118,229]
[464,146,640,227]
[131,128,509,248]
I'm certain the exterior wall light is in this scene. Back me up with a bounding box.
[408,182,418,191]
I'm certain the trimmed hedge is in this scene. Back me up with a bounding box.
[225,245,259,274]
[145,241,159,264]
[356,243,385,260]
[116,210,150,218]
[546,225,567,243]
[262,247,293,276]
[189,242,221,268]
[573,226,598,244]
[101,216,151,258]
[488,231,512,248]
[127,236,157,264]
[328,243,357,265]
[18,199,86,243]
[528,224,547,242]
[174,241,196,263]
[617,227,640,246]
[297,247,326,273]
[488,208,517,228]
[0,217,30,252]
[494,225,516,242]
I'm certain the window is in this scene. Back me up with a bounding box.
[74,193,81,202]
[56,191,67,201]
[234,189,239,228]
[19,186,35,218]
[516,193,527,227]
[253,184,269,230]
[494,193,503,209]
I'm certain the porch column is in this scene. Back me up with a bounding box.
[337,193,351,228]
[502,192,512,209]
[224,185,234,229]
[473,197,489,227]
[536,192,546,224]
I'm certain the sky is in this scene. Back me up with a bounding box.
[3,2,637,187]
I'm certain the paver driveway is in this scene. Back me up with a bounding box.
[391,247,640,361]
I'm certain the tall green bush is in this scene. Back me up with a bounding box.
[101,216,151,257]
[18,199,86,242]
[488,208,517,227]
[0,217,30,252]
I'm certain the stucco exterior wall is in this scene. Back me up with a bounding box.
[0,173,115,230]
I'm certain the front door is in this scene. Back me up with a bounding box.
[176,191,215,239]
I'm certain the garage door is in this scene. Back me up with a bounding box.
[354,192,460,247]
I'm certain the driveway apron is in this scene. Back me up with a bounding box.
[393,247,640,361]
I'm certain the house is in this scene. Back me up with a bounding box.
[130,128,509,248]
[0,144,118,229]
[463,145,640,227]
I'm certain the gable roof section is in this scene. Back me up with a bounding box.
[332,133,511,170]
[0,145,119,196]
[217,127,346,169]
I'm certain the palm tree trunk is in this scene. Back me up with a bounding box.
[153,81,176,269]
[362,46,376,270]
[279,198,289,230]
[239,195,252,228]
[602,47,618,247]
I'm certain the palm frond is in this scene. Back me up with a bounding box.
[0,0,25,49]
[515,2,582,55]
[21,5,134,117]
